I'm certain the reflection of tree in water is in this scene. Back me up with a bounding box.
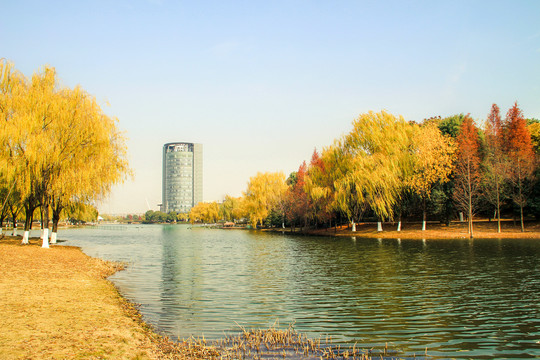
[142,226,540,359]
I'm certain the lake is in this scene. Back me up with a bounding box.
[58,224,540,359]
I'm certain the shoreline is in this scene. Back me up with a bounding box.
[0,236,378,359]
[0,236,164,359]
[261,219,540,240]
[2,225,537,358]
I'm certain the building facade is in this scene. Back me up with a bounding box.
[162,142,203,213]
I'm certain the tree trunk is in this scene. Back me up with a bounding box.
[518,182,525,232]
[377,221,383,232]
[41,194,50,248]
[51,203,61,244]
[520,205,525,233]
[496,183,501,233]
[468,160,474,239]
[22,206,34,245]
[422,197,427,231]
[351,221,356,232]
[11,206,19,236]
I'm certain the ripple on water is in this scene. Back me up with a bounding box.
[59,227,540,359]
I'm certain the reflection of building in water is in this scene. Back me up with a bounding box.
[162,142,203,213]
[159,227,204,338]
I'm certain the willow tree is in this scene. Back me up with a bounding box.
[47,86,130,243]
[340,110,415,231]
[189,202,220,224]
[220,195,245,223]
[0,62,130,246]
[327,142,368,232]
[409,122,456,231]
[0,62,52,245]
[0,62,26,235]
[243,172,287,228]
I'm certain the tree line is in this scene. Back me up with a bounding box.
[188,107,539,238]
[0,62,130,246]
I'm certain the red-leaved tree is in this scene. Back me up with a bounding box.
[453,115,482,238]
[482,103,508,232]
[285,161,310,232]
[504,102,536,232]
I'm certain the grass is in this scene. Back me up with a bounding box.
[0,237,159,359]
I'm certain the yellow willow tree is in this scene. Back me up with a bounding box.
[220,195,245,223]
[0,65,58,245]
[322,142,367,232]
[1,63,130,246]
[243,171,287,228]
[337,111,415,231]
[189,202,220,224]
[0,61,26,232]
[48,86,130,243]
[409,122,456,231]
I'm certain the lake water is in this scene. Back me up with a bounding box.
[58,224,540,359]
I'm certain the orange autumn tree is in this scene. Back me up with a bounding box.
[504,102,536,232]
[284,161,310,231]
[453,115,482,238]
[482,103,508,233]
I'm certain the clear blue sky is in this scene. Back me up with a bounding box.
[3,0,539,214]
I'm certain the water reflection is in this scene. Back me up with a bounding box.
[59,226,540,359]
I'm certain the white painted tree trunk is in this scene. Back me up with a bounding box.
[0,227,2,235]
[50,232,57,244]
[397,221,401,232]
[13,228,17,236]
[42,228,49,248]
[351,222,356,232]
[377,222,383,232]
[422,220,426,231]
[21,231,29,244]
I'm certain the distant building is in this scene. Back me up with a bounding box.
[162,142,203,213]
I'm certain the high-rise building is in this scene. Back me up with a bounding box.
[162,142,203,213]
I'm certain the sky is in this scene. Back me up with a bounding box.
[2,0,540,214]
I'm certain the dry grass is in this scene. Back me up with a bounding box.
[0,237,161,359]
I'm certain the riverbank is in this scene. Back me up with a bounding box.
[270,220,540,239]
[0,237,376,359]
[0,237,159,359]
